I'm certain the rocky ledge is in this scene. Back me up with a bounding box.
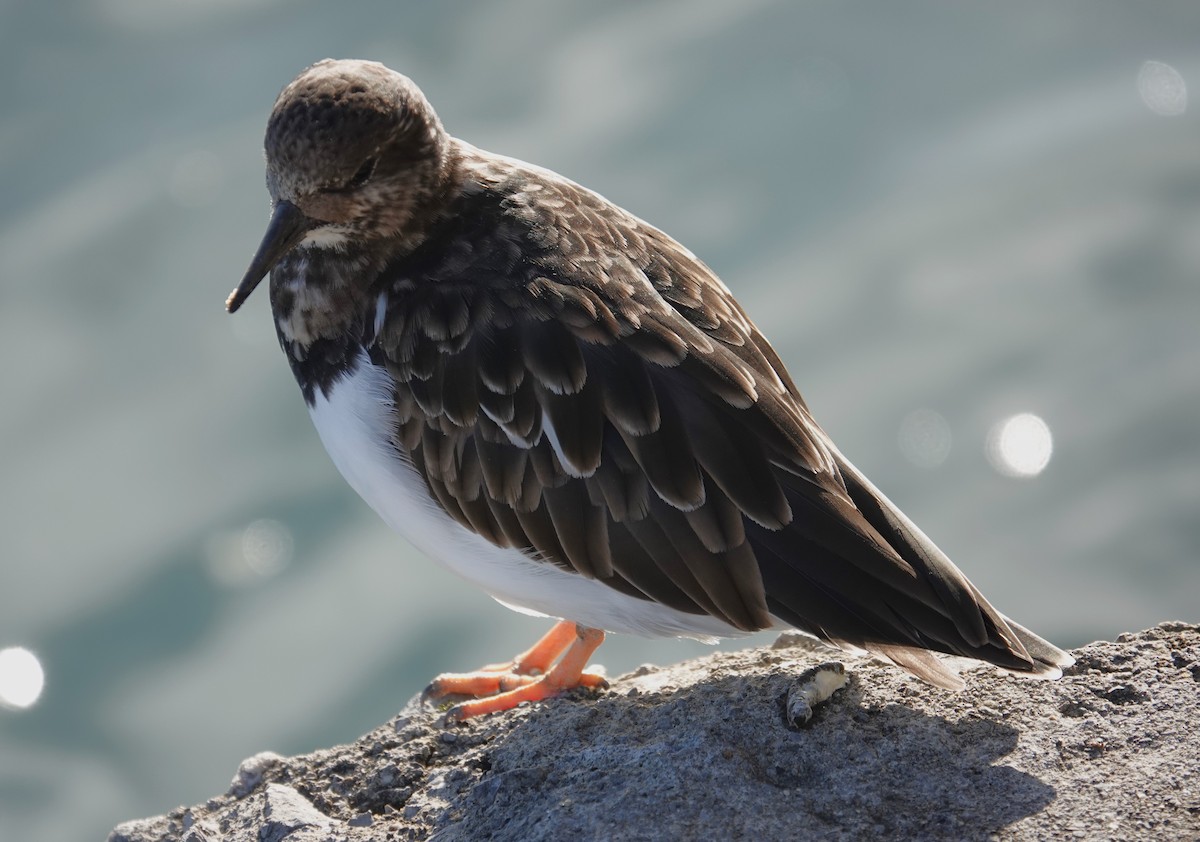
[110,623,1200,841]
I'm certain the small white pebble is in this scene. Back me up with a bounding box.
[787,662,848,727]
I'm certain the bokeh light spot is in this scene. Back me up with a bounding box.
[987,413,1053,478]
[241,519,294,577]
[207,519,294,587]
[897,408,952,469]
[0,647,45,710]
[1137,60,1187,116]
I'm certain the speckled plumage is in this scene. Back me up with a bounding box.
[229,59,1073,689]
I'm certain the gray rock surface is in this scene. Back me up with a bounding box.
[108,623,1200,841]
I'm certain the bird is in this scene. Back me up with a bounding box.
[227,59,1073,721]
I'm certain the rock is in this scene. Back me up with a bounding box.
[107,624,1200,841]
[228,751,285,798]
[257,784,333,842]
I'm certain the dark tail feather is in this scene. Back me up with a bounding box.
[1001,615,1075,676]
[836,450,1075,677]
[869,642,966,690]
[863,617,1073,689]
[751,442,1072,687]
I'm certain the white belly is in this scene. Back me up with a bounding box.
[307,353,743,640]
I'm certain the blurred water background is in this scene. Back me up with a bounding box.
[2,2,1198,839]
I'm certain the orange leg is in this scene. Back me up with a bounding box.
[425,619,579,697]
[424,622,608,721]
[492,618,583,675]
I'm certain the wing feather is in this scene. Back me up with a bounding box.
[360,160,1068,679]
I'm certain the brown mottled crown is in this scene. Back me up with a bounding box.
[262,59,450,232]
[268,61,403,173]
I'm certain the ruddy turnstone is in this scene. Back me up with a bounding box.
[227,59,1072,720]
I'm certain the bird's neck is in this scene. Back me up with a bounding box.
[270,244,381,347]
[269,142,469,347]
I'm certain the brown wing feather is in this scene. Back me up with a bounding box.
[366,158,1065,679]
[375,262,783,631]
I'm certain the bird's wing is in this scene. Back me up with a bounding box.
[369,160,1053,679]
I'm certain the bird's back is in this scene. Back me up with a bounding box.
[351,144,1072,686]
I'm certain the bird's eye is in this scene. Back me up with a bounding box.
[346,157,377,190]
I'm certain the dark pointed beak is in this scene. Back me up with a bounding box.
[226,200,314,313]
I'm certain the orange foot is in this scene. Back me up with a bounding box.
[424,620,608,721]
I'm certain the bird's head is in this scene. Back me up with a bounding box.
[227,59,450,313]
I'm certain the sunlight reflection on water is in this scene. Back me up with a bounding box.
[205,518,294,587]
[897,408,953,469]
[1138,61,1188,117]
[986,413,1054,479]
[0,647,45,710]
